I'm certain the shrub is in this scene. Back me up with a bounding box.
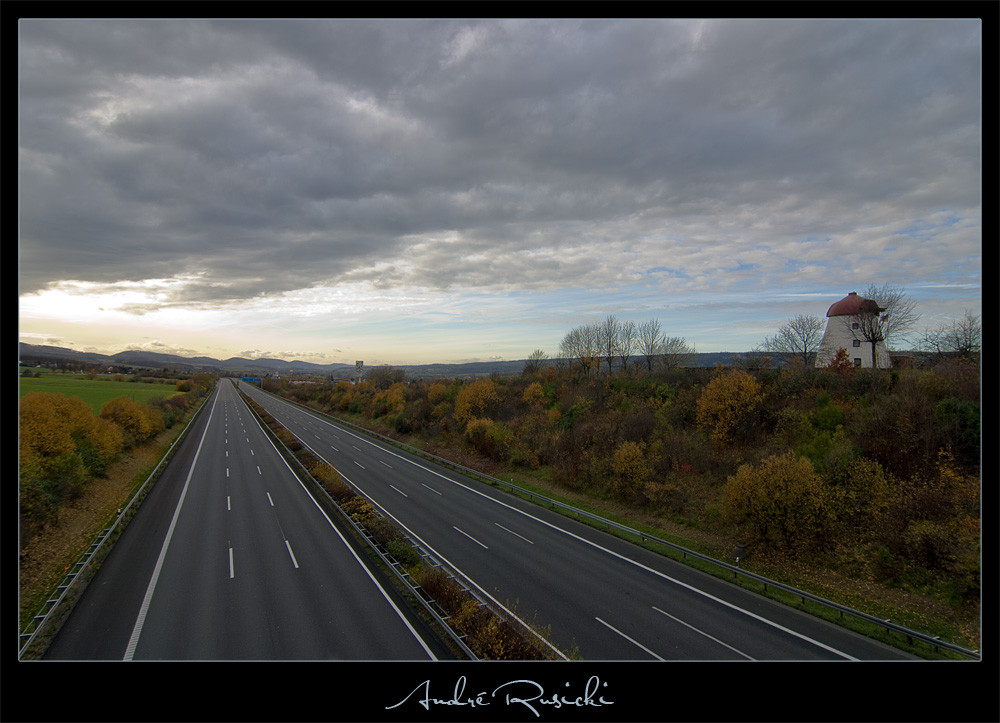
[454,379,499,427]
[99,396,164,448]
[386,538,422,569]
[695,370,764,445]
[823,457,892,535]
[465,417,513,461]
[341,496,378,525]
[610,440,651,500]
[722,451,829,549]
[933,397,981,468]
[313,464,354,501]
[640,480,686,514]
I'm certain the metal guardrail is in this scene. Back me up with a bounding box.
[249,384,980,661]
[18,389,214,659]
[241,383,568,661]
[237,389,478,661]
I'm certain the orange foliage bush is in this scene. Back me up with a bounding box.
[695,370,764,445]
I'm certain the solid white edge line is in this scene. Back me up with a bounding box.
[123,384,222,661]
[239,385,438,661]
[255,390,860,661]
[241,390,572,661]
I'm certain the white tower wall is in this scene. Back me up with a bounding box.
[815,314,891,368]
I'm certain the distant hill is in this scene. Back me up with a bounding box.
[19,343,760,379]
[18,343,354,375]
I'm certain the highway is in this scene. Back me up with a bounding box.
[239,380,918,661]
[44,379,443,660]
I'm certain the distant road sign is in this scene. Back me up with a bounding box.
[240,377,262,383]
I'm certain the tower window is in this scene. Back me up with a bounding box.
[853,358,862,367]
[852,339,861,347]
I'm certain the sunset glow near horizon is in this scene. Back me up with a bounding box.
[19,18,981,366]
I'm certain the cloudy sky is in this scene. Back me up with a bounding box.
[18,17,982,365]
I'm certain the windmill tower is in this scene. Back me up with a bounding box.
[814,291,892,369]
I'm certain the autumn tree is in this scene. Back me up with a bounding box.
[695,370,764,445]
[722,451,829,549]
[454,378,500,427]
[823,456,892,536]
[372,382,406,418]
[823,347,856,376]
[99,396,164,448]
[610,440,652,500]
[19,392,125,541]
[465,417,514,461]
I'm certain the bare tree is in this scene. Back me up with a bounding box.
[659,336,695,370]
[637,319,663,371]
[844,284,920,369]
[559,323,600,376]
[558,327,581,371]
[732,344,771,371]
[920,310,981,360]
[580,323,601,376]
[617,319,637,374]
[763,314,825,366]
[365,365,406,389]
[599,314,622,376]
[522,349,549,376]
[867,283,920,346]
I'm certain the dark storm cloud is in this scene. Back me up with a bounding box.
[19,18,981,305]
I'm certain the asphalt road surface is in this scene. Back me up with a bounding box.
[44,380,444,660]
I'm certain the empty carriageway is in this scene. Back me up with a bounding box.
[45,379,440,661]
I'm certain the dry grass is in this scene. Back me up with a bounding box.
[18,429,177,627]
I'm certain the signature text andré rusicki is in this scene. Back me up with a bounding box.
[386,675,613,717]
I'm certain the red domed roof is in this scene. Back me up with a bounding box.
[826,292,884,317]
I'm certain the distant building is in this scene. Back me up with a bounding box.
[814,291,891,369]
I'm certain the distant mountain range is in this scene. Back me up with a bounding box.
[19,342,752,379]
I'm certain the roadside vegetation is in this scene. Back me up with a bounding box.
[262,351,981,651]
[18,373,215,546]
[18,372,216,636]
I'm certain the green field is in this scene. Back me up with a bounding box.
[18,371,182,414]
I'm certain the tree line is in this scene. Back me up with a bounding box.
[266,348,980,612]
[18,374,215,544]
[558,315,695,376]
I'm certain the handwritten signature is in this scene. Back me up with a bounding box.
[386,675,613,717]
